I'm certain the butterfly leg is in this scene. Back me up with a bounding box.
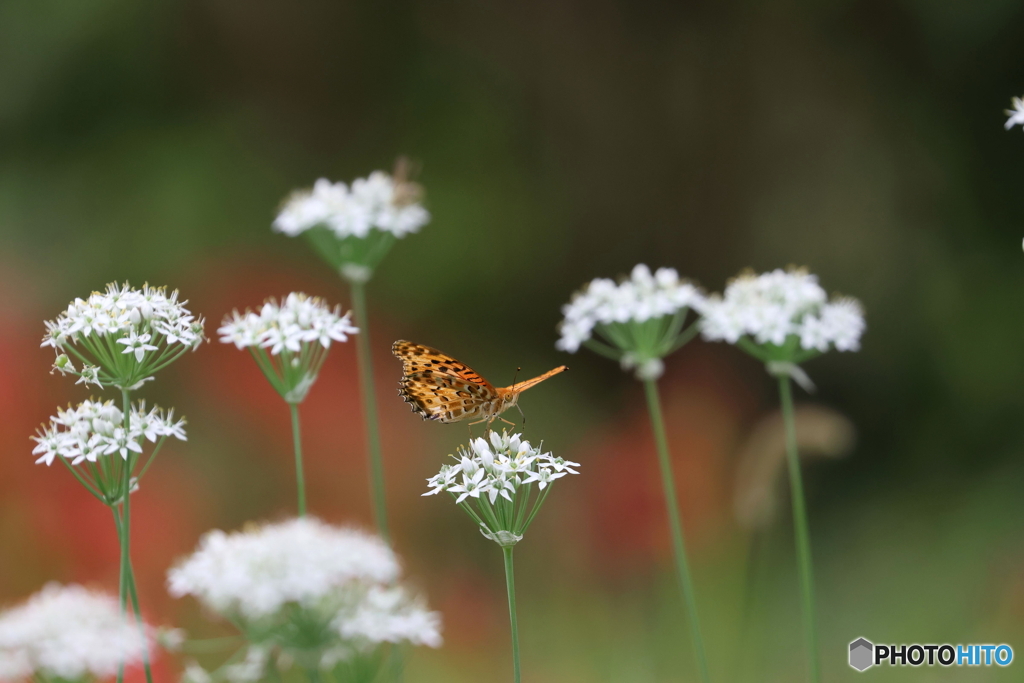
[496,416,516,427]
[515,403,526,426]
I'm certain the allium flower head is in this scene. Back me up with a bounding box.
[700,268,865,355]
[1006,95,1024,131]
[218,293,357,403]
[42,283,205,389]
[425,431,580,546]
[273,166,429,282]
[32,399,185,506]
[169,518,441,681]
[557,264,704,379]
[32,399,186,466]
[0,583,149,682]
[168,518,399,619]
[274,173,429,240]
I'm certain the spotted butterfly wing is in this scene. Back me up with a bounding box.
[392,340,500,423]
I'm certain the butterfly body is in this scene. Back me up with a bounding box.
[392,340,566,426]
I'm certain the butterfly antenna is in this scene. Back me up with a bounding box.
[511,366,521,393]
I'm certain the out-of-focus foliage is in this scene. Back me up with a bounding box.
[3,1,1024,680]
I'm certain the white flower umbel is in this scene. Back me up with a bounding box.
[42,283,205,390]
[32,399,186,506]
[0,583,149,683]
[700,268,865,388]
[219,293,357,404]
[425,431,577,683]
[425,431,579,547]
[701,268,865,683]
[219,293,356,516]
[1006,95,1024,130]
[273,166,429,283]
[168,518,441,683]
[556,264,704,380]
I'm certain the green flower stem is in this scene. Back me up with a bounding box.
[117,388,132,683]
[289,403,307,517]
[778,375,820,683]
[349,279,390,543]
[502,546,521,683]
[112,508,153,683]
[642,378,711,683]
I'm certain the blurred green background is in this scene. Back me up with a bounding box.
[3,0,1024,681]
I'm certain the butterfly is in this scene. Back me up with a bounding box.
[392,340,567,428]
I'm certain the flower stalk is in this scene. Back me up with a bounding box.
[290,403,307,517]
[643,378,711,683]
[502,546,521,683]
[778,375,820,683]
[349,279,390,542]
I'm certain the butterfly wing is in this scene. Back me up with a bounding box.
[392,340,498,423]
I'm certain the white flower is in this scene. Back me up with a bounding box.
[41,283,204,356]
[557,264,704,353]
[117,331,159,362]
[32,400,186,467]
[273,172,429,240]
[700,268,865,353]
[426,431,580,544]
[1006,96,1024,131]
[0,583,149,682]
[218,293,357,355]
[167,518,400,620]
[168,519,441,678]
[335,586,442,649]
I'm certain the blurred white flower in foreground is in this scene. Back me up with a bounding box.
[274,172,429,240]
[1005,96,1024,130]
[41,283,204,388]
[0,584,148,682]
[700,268,864,353]
[168,518,441,681]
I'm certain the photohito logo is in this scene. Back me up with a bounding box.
[849,638,1013,671]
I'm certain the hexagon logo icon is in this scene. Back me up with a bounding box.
[849,638,874,671]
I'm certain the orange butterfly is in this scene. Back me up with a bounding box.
[392,340,567,428]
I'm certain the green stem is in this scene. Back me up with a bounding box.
[289,403,307,517]
[642,378,711,683]
[349,279,390,542]
[117,388,132,683]
[112,508,153,683]
[778,375,820,683]
[502,546,521,683]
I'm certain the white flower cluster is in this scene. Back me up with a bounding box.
[273,173,429,240]
[425,431,580,504]
[32,399,187,466]
[218,293,358,355]
[0,583,148,682]
[169,519,441,678]
[700,269,865,352]
[556,264,704,353]
[41,283,204,355]
[1005,96,1024,130]
[336,585,442,650]
[168,518,399,619]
